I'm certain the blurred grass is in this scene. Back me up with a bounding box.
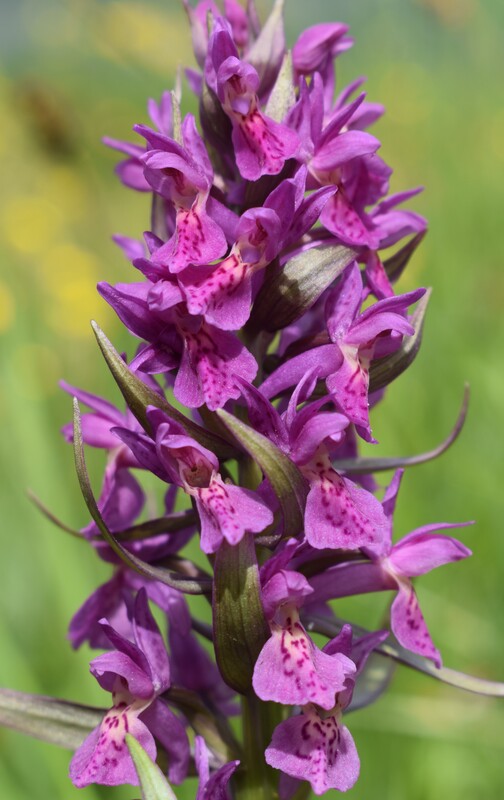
[0,0,503,798]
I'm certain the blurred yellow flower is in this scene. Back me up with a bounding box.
[2,196,63,255]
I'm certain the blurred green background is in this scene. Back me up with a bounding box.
[0,0,503,798]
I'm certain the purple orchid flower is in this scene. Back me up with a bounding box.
[135,116,228,272]
[113,409,273,554]
[69,589,189,788]
[253,566,356,709]
[178,167,332,330]
[260,263,425,440]
[240,374,388,551]
[98,280,257,410]
[148,411,273,553]
[308,470,472,666]
[265,624,386,797]
[207,19,299,180]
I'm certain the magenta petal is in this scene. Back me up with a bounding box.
[153,203,227,273]
[253,616,354,710]
[132,591,171,692]
[179,254,253,330]
[311,130,380,173]
[82,465,145,542]
[321,191,379,249]
[325,262,363,341]
[69,707,155,788]
[326,349,371,434]
[196,478,273,554]
[76,413,122,449]
[265,710,360,795]
[260,345,343,401]
[175,320,257,410]
[390,581,441,666]
[90,651,153,699]
[68,574,127,650]
[291,412,349,466]
[365,251,394,300]
[237,379,287,450]
[116,159,151,192]
[60,381,125,426]
[308,561,394,605]
[261,570,313,620]
[389,526,472,577]
[347,311,414,346]
[304,466,387,551]
[293,23,350,73]
[232,110,300,181]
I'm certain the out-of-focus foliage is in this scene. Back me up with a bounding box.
[0,1,502,798]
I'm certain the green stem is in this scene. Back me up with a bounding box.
[234,693,282,800]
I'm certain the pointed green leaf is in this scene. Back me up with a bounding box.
[213,534,270,694]
[27,490,84,539]
[369,288,431,393]
[383,231,426,284]
[72,399,212,596]
[27,490,197,543]
[91,321,237,460]
[0,689,104,750]
[249,244,357,333]
[216,409,307,538]
[126,735,177,800]
[265,50,295,122]
[333,385,469,475]
[307,616,504,698]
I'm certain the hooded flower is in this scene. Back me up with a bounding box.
[136,116,228,272]
[240,375,388,550]
[308,470,472,666]
[207,19,299,180]
[113,409,273,554]
[69,590,189,787]
[265,625,386,796]
[179,167,332,330]
[260,263,425,440]
[253,564,355,709]
[98,280,258,410]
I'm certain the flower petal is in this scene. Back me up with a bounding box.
[196,478,273,554]
[304,463,387,551]
[389,526,472,577]
[265,708,360,795]
[69,706,155,788]
[390,581,441,667]
[253,613,353,710]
